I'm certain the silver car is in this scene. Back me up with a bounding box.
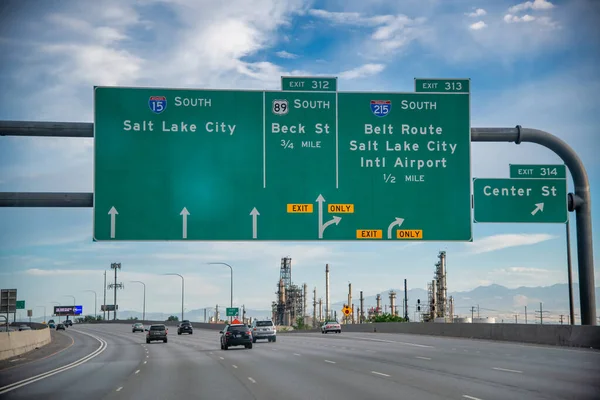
[251,320,276,342]
[321,320,341,334]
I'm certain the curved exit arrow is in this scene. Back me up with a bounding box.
[531,203,544,216]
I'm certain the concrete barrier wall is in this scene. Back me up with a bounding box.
[283,322,600,349]
[0,327,52,361]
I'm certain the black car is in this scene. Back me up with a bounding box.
[56,323,66,331]
[220,324,253,350]
[146,324,168,343]
[177,321,193,335]
[64,319,73,327]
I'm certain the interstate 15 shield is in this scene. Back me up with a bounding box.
[370,100,391,117]
[148,95,167,114]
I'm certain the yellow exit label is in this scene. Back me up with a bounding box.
[356,230,382,239]
[287,204,313,213]
[396,230,423,239]
[328,204,354,213]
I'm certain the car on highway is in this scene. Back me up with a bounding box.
[48,322,56,329]
[177,321,193,335]
[146,324,168,343]
[18,324,31,331]
[56,323,66,331]
[321,320,341,334]
[251,319,276,343]
[64,319,73,327]
[132,323,144,333]
[220,324,253,350]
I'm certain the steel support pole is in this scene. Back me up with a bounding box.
[472,126,596,325]
[566,218,575,325]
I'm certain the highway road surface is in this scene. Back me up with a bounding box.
[0,324,598,399]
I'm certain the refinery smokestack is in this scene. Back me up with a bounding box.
[376,294,382,315]
[325,264,330,320]
[303,283,308,325]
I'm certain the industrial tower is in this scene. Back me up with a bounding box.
[271,257,307,326]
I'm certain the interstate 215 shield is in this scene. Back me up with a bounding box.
[370,100,391,117]
[148,96,167,114]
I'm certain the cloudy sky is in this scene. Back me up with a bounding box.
[0,0,598,319]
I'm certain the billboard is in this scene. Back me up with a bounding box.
[101,305,118,311]
[53,305,83,316]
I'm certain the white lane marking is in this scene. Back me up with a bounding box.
[209,352,213,354]
[293,353,301,356]
[232,365,238,369]
[146,355,149,358]
[416,356,432,360]
[462,395,483,400]
[219,356,224,360]
[116,387,123,392]
[0,330,108,395]
[248,377,257,384]
[143,361,147,364]
[492,367,522,374]
[354,336,434,348]
[371,371,390,377]
[135,370,140,374]
[324,360,336,364]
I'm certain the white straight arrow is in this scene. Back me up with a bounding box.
[108,207,118,239]
[250,207,260,239]
[180,207,190,239]
[316,194,342,239]
[387,217,405,239]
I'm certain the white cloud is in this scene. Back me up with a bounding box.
[508,0,555,14]
[469,21,487,30]
[339,63,385,79]
[504,14,536,23]
[276,50,299,59]
[466,8,487,17]
[466,234,559,254]
[25,268,99,276]
[308,9,427,55]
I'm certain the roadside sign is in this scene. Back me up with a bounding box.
[16,300,25,310]
[0,289,17,314]
[53,305,83,316]
[27,309,32,317]
[93,84,472,241]
[473,178,568,223]
[342,306,352,316]
[509,164,567,180]
[226,307,239,317]
[281,76,337,92]
[415,78,470,93]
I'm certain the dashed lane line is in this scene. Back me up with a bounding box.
[371,371,390,377]
[492,367,522,374]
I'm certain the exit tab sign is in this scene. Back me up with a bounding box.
[415,78,470,93]
[282,76,337,92]
[510,164,566,180]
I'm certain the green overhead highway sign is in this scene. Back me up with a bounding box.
[16,300,25,310]
[93,84,472,241]
[226,307,239,317]
[281,76,337,92]
[473,178,568,223]
[415,78,470,93]
[509,164,567,179]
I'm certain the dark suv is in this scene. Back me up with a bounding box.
[177,321,193,335]
[146,324,168,343]
[220,324,253,350]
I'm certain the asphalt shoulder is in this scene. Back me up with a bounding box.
[0,329,74,372]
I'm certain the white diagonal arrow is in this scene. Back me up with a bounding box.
[316,194,342,239]
[387,217,405,239]
[250,207,260,239]
[108,207,118,239]
[180,207,190,239]
[531,203,544,216]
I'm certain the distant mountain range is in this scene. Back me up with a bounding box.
[20,284,598,325]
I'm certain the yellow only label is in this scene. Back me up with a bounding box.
[356,230,383,239]
[287,204,313,213]
[396,230,423,239]
[328,204,354,213]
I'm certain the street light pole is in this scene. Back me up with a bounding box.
[50,301,61,322]
[64,295,76,322]
[83,290,97,319]
[36,305,46,323]
[130,281,146,322]
[208,262,234,322]
[163,273,184,322]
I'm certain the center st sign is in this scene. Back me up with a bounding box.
[93,82,472,241]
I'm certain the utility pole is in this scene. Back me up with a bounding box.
[525,306,528,324]
[477,304,480,318]
[103,270,107,321]
[404,279,409,320]
[108,263,124,320]
[559,314,564,325]
[514,314,518,324]
[359,291,364,324]
[313,287,317,328]
[470,306,476,320]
